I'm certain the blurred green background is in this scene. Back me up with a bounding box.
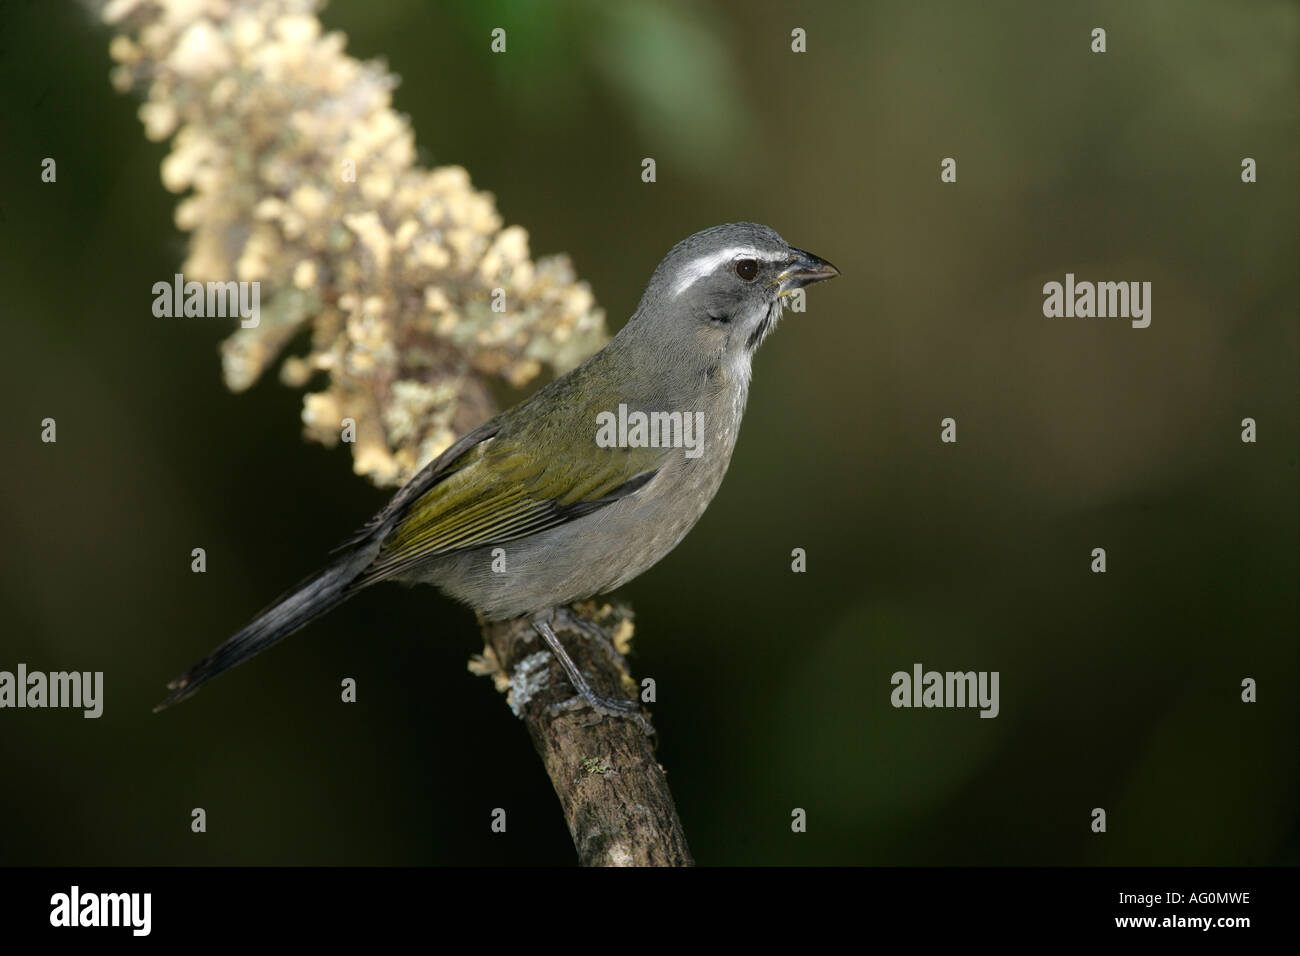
[1,0,1296,865]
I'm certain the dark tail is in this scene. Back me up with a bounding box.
[154,549,376,712]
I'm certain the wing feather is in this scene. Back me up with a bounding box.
[357,440,662,583]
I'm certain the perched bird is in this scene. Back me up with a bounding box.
[156,222,838,717]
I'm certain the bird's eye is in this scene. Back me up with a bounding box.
[734,258,758,281]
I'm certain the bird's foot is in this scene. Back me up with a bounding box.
[532,612,652,735]
[545,693,654,734]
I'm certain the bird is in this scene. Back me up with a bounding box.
[155,222,839,718]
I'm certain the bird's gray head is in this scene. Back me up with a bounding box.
[620,222,839,385]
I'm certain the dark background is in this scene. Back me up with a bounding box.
[0,0,1295,865]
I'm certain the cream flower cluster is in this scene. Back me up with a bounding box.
[106,0,608,485]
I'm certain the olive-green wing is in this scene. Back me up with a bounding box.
[330,418,503,554]
[356,429,663,584]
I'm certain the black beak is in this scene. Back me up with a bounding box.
[779,247,840,293]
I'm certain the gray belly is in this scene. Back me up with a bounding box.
[418,440,736,621]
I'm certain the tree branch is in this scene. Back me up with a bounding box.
[475,602,693,866]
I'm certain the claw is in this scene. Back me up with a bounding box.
[532,613,652,735]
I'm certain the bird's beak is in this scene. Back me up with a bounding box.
[775,247,840,296]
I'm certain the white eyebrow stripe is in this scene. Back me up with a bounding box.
[670,246,787,297]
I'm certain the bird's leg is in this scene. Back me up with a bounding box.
[532,612,650,733]
[550,604,629,671]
